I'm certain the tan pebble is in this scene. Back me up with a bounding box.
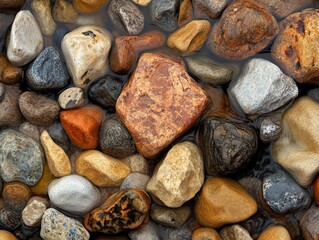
[258,225,291,240]
[122,154,149,175]
[192,227,222,240]
[31,0,57,36]
[220,224,253,240]
[53,0,78,23]
[131,0,152,6]
[0,230,18,240]
[178,0,193,26]
[22,196,49,227]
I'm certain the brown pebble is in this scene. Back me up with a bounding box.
[2,182,31,211]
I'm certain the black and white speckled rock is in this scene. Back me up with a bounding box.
[58,87,85,109]
[0,208,21,231]
[151,0,179,32]
[260,118,281,143]
[0,129,44,186]
[129,221,160,240]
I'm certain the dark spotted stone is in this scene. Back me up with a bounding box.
[151,0,179,32]
[0,208,21,231]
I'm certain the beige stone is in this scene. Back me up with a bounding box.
[32,0,57,36]
[131,0,152,6]
[40,130,71,177]
[220,224,253,240]
[22,196,49,227]
[122,154,149,175]
[258,225,291,240]
[53,0,78,23]
[178,0,193,26]
[0,230,18,240]
[192,228,222,240]
[146,141,204,208]
[73,0,109,13]
[75,150,131,187]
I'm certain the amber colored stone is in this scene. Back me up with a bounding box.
[0,230,18,240]
[0,53,21,85]
[3,182,31,211]
[258,225,291,240]
[31,162,55,195]
[60,105,104,150]
[73,0,109,13]
[178,0,193,26]
[116,52,208,158]
[84,189,151,234]
[192,227,222,240]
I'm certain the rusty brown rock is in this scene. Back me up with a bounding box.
[116,52,208,158]
[271,9,319,84]
[208,0,279,60]
[0,53,21,85]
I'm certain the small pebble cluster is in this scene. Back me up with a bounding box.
[0,0,319,240]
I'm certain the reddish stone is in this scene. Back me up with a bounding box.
[60,105,103,150]
[116,52,208,158]
[314,175,319,205]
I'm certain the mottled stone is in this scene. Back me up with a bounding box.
[22,197,49,227]
[122,154,149,174]
[129,221,160,240]
[41,208,89,240]
[220,224,253,240]
[193,0,228,19]
[73,0,109,13]
[58,87,85,109]
[0,0,25,11]
[120,173,150,190]
[192,228,222,240]
[0,53,22,85]
[84,189,151,234]
[116,53,208,158]
[0,208,21,230]
[178,0,193,26]
[19,122,40,141]
[3,182,31,212]
[301,205,319,240]
[31,0,56,36]
[158,223,192,240]
[260,118,281,143]
[151,0,179,32]
[0,129,43,186]
[258,225,291,240]
[53,0,78,23]
[0,85,22,127]
[0,230,17,240]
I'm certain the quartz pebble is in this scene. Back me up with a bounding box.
[22,197,49,227]
[128,221,160,240]
[220,224,253,240]
[260,118,281,143]
[53,0,78,23]
[151,0,179,32]
[258,225,291,240]
[58,87,85,109]
[120,173,150,190]
[73,0,109,13]
[193,0,228,19]
[0,85,22,127]
[31,0,56,36]
[192,228,222,240]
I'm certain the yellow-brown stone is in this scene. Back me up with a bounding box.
[178,0,193,26]
[0,230,18,240]
[258,225,291,240]
[3,182,31,211]
[31,162,55,195]
[53,0,78,23]
[73,0,109,13]
[0,53,21,85]
[192,228,222,240]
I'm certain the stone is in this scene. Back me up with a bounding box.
[0,208,21,230]
[228,58,298,117]
[41,208,90,240]
[260,118,281,143]
[26,46,69,91]
[272,97,319,186]
[220,224,253,240]
[61,25,112,88]
[40,130,71,177]
[99,115,136,159]
[88,77,122,109]
[19,122,40,141]
[314,176,319,204]
[208,0,278,60]
[132,0,151,6]
[0,53,22,85]
[122,154,149,174]
[108,0,144,35]
[0,230,17,240]
[110,31,165,74]
[301,205,319,240]
[129,221,160,240]
[193,0,228,19]
[192,228,222,240]
[13,224,40,240]
[3,182,31,211]
[47,122,71,152]
[31,162,55,195]
[116,53,208,158]
[0,85,22,127]
[150,204,191,228]
[73,0,109,13]
[120,173,150,190]
[19,91,60,126]
[0,83,4,101]
[7,10,43,66]
[146,141,204,208]
[48,174,100,215]
[194,177,258,228]
[185,57,233,86]
[167,20,210,55]
[60,105,104,150]
[198,116,257,176]
[158,223,192,240]
[22,197,49,227]
[58,87,85,109]
[53,0,78,23]
[271,9,319,85]
[151,0,179,32]
[0,0,25,11]
[178,0,193,26]
[0,129,43,186]
[75,150,131,187]
[31,0,56,36]
[84,189,151,234]
[258,225,291,240]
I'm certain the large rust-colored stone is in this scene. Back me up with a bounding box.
[116,53,208,158]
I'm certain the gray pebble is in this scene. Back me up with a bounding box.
[260,118,281,143]
[19,122,40,142]
[151,0,179,32]
[0,83,5,102]
[120,172,150,190]
[0,85,22,127]
[129,221,160,240]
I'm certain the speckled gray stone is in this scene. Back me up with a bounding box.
[158,222,192,240]
[19,122,40,141]
[129,221,160,240]
[0,129,43,186]
[0,85,22,127]
[151,0,179,32]
[120,173,150,190]
[260,118,281,143]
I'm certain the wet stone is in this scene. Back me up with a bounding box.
[151,0,179,32]
[0,208,21,231]
[0,230,18,240]
[257,225,292,240]
[58,87,85,109]
[178,0,193,26]
[193,0,228,19]
[0,53,22,85]
[46,122,70,152]
[158,222,192,240]
[260,118,281,143]
[128,221,160,240]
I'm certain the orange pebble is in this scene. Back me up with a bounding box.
[314,176,319,204]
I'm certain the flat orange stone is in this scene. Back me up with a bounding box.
[116,52,208,158]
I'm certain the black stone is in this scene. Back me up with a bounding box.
[0,208,21,231]
[151,0,179,32]
[14,224,40,240]
[54,25,69,49]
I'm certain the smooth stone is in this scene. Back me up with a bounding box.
[122,154,149,175]
[120,173,150,190]
[22,197,49,227]
[258,225,291,240]
[228,58,298,117]
[260,118,281,143]
[0,0,25,11]
[0,208,21,230]
[99,115,136,158]
[192,228,222,240]
[53,0,78,23]
[58,87,85,109]
[198,116,257,176]
[314,176,319,205]
[19,91,60,126]
[84,189,151,234]
[19,122,40,141]
[108,0,144,35]
[193,0,228,18]
[13,224,40,240]
[132,0,151,6]
[185,56,233,86]
[7,10,43,66]
[30,162,55,195]
[150,204,191,228]
[40,130,71,177]
[178,0,193,26]
[73,0,109,13]
[31,0,56,36]
[0,129,43,186]
[128,221,160,240]
[151,0,179,32]
[41,208,90,240]
[0,230,17,240]
[46,122,71,152]
[146,141,204,208]
[88,77,122,109]
[0,85,22,127]
[75,150,131,187]
[158,223,192,240]
[61,25,112,88]
[60,105,104,150]
[220,224,253,240]
[48,174,100,215]
[167,20,210,55]
[194,177,258,228]
[0,53,22,85]
[301,205,319,240]
[116,53,208,158]
[3,182,31,212]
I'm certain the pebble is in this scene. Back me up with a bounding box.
[108,0,144,35]
[19,122,40,141]
[84,189,151,234]
[7,10,43,66]
[0,0,25,11]
[60,105,104,150]
[46,122,71,152]
[314,176,319,205]
[193,0,228,19]
[192,228,222,240]
[53,0,78,23]
[260,118,281,143]
[99,115,136,158]
[199,116,257,176]
[48,174,100,215]
[158,223,192,240]
[194,177,258,228]
[220,224,253,240]
[146,141,204,207]
[185,56,233,86]
[13,224,39,240]
[31,0,56,36]
[128,221,160,240]
[150,204,191,228]
[88,77,122,109]
[301,205,319,240]
[0,208,21,230]
[0,85,22,127]
[3,182,31,212]
[208,0,278,60]
[178,0,193,26]
[0,230,18,240]
[19,91,60,126]
[58,87,85,109]
[228,58,298,117]
[258,225,291,240]
[120,173,150,190]
[22,197,49,227]
[40,208,90,240]
[271,9,319,84]
[75,150,131,187]
[0,53,22,85]
[167,20,210,55]
[0,129,43,186]
[122,154,149,174]
[30,162,55,195]
[151,0,179,32]
[61,25,112,88]
[73,0,109,13]
[116,53,208,158]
